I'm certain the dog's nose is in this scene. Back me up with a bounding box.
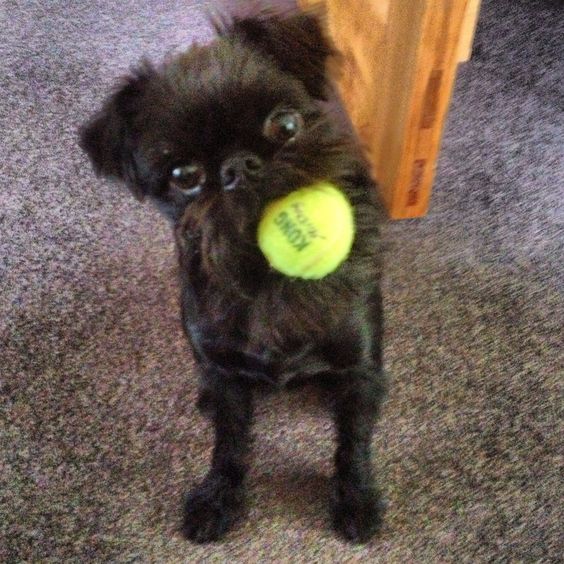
[220,152,263,191]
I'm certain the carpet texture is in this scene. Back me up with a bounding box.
[1,0,563,561]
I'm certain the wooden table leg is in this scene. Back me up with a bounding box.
[299,0,481,219]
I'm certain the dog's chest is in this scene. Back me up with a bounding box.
[189,315,314,385]
[185,285,339,385]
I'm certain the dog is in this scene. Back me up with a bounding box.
[80,8,387,544]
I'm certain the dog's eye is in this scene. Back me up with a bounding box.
[264,110,303,143]
[170,163,206,196]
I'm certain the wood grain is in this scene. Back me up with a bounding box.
[457,0,482,62]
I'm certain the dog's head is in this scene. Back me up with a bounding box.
[80,11,370,285]
[81,12,346,207]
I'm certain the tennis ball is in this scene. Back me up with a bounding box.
[257,182,355,279]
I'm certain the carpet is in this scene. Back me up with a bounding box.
[1,0,562,561]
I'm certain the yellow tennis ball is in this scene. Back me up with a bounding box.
[257,182,355,279]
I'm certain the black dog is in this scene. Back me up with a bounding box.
[80,9,387,544]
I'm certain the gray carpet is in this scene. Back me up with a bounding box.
[1,0,563,561]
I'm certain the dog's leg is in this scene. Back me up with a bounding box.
[331,369,386,543]
[182,376,253,543]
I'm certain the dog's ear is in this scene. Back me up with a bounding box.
[79,65,154,201]
[225,12,334,100]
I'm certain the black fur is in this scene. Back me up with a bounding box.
[80,9,387,544]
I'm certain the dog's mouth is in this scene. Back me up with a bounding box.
[175,185,259,252]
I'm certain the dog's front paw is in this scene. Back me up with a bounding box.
[181,476,245,543]
[332,489,385,543]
